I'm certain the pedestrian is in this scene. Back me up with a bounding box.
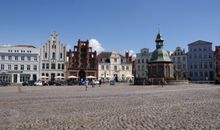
[85,80,88,91]
[99,79,102,87]
[161,78,165,88]
[92,79,95,87]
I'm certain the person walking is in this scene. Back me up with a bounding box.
[99,79,102,87]
[161,78,165,88]
[85,80,89,91]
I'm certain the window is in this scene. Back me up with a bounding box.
[42,63,45,69]
[114,58,117,62]
[52,52,56,59]
[138,59,140,63]
[8,65,11,70]
[51,63,56,69]
[200,63,203,69]
[182,57,185,61]
[209,62,213,68]
[46,63,49,69]
[194,64,197,69]
[101,65,104,70]
[20,65,24,70]
[45,52,47,58]
[204,63,208,69]
[15,56,18,61]
[204,54,207,59]
[177,57,181,62]
[60,53,62,59]
[190,72,193,77]
[126,66,129,70]
[27,56,31,61]
[52,44,56,49]
[194,72,198,77]
[205,72,208,77]
[189,54,192,59]
[21,56,25,61]
[138,65,140,71]
[58,64,61,69]
[20,74,30,82]
[62,64,64,70]
[183,64,186,69]
[34,57,37,61]
[200,72,203,77]
[208,53,212,58]
[1,56,5,60]
[1,64,4,70]
[27,65,30,70]
[122,66,125,70]
[172,57,175,61]
[8,56,12,60]
[199,54,202,59]
[33,65,37,71]
[106,65,109,70]
[14,65,18,70]
[142,59,144,63]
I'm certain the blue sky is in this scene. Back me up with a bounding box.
[0,0,219,54]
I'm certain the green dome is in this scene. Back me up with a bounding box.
[149,47,172,63]
[149,32,172,63]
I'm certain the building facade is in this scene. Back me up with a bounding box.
[171,47,188,80]
[148,32,174,84]
[40,32,66,81]
[97,51,132,81]
[0,45,40,83]
[214,46,220,83]
[135,48,150,78]
[187,40,215,81]
[66,39,97,80]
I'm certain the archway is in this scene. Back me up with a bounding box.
[79,70,86,80]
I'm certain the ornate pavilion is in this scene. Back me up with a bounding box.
[148,32,174,84]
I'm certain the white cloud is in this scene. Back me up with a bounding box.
[66,44,72,51]
[128,50,136,58]
[89,39,105,54]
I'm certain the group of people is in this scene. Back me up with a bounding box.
[84,79,102,91]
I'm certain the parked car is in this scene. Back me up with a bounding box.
[0,81,10,86]
[110,80,115,85]
[34,80,43,86]
[54,80,67,86]
[94,80,100,85]
[22,80,35,86]
[47,81,55,85]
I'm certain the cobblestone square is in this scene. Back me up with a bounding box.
[0,84,220,130]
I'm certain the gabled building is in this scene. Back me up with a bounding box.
[97,51,132,81]
[135,48,150,78]
[187,40,215,81]
[40,32,66,81]
[171,47,187,80]
[66,39,97,80]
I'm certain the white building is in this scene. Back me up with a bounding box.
[135,48,150,78]
[40,32,66,80]
[97,51,132,81]
[0,45,40,83]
